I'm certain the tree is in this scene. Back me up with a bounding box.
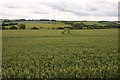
[10,26,17,29]
[31,27,39,29]
[72,22,84,29]
[18,24,26,29]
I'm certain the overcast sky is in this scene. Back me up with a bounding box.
[0,0,119,21]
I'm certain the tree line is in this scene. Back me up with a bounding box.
[2,23,26,30]
[1,20,120,30]
[62,21,120,29]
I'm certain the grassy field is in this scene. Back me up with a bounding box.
[82,21,106,26]
[25,21,69,29]
[5,21,69,29]
[2,29,118,78]
[4,21,118,29]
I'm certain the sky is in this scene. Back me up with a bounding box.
[0,0,119,21]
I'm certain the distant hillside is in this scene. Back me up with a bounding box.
[1,19,119,30]
[61,21,119,29]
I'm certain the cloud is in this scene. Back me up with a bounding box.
[0,0,118,20]
[45,1,117,17]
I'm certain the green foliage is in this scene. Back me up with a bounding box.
[72,22,86,29]
[2,29,118,78]
[31,27,39,29]
[25,21,69,29]
[18,24,26,29]
[62,21,118,29]
[10,26,17,29]
[2,22,18,26]
[56,27,64,29]
[3,20,119,30]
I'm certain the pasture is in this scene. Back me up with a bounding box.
[4,20,115,29]
[25,21,69,29]
[2,29,118,78]
[4,21,69,29]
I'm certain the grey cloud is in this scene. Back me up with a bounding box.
[2,0,117,17]
[32,11,49,14]
[45,2,68,12]
[4,3,25,8]
[44,1,117,17]
[0,0,118,20]
[89,8,98,11]
[0,13,11,17]
[6,5,21,8]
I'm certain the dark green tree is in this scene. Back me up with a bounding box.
[18,24,26,29]
[10,26,17,29]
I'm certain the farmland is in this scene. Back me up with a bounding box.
[2,20,119,30]
[3,21,69,29]
[2,29,118,78]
